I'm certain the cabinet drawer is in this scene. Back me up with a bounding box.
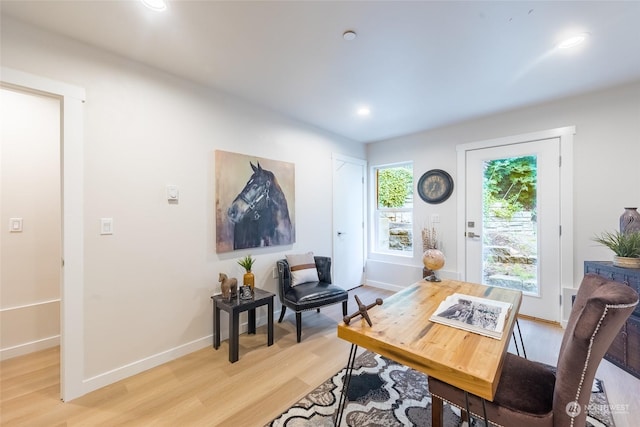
[627,316,640,377]
[584,262,640,317]
[604,322,627,367]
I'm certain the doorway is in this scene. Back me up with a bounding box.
[332,154,366,290]
[1,67,86,401]
[457,127,575,323]
[1,87,61,360]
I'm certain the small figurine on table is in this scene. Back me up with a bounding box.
[219,273,238,300]
[343,295,383,326]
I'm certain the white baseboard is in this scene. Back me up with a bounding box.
[366,269,461,293]
[82,336,211,395]
[364,280,405,292]
[81,314,272,397]
[0,335,60,361]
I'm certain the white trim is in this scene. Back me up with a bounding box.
[0,298,61,312]
[82,314,271,395]
[456,126,575,321]
[0,335,61,361]
[1,67,86,402]
[83,337,210,393]
[0,68,85,101]
[365,280,406,293]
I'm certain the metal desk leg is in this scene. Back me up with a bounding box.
[213,302,220,349]
[515,318,527,359]
[464,391,471,424]
[334,344,358,427]
[511,318,527,359]
[229,310,240,363]
[267,298,274,346]
[464,391,490,427]
[512,330,521,356]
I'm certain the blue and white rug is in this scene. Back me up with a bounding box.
[267,351,614,427]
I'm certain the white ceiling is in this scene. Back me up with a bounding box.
[3,1,640,143]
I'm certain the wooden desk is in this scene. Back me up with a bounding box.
[337,279,522,401]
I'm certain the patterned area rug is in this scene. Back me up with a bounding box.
[267,351,614,427]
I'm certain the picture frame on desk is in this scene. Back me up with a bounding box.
[239,285,253,300]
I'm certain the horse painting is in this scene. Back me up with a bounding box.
[227,162,294,250]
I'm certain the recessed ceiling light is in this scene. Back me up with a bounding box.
[343,31,357,41]
[141,0,167,12]
[558,33,589,49]
[357,106,371,117]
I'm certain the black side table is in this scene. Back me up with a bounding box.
[211,288,274,363]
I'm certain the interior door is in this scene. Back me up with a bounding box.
[465,138,561,322]
[332,154,366,290]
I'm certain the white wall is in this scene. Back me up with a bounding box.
[0,88,61,360]
[1,17,365,396]
[367,80,640,289]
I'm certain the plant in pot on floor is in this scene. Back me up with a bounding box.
[237,254,256,290]
[592,230,640,268]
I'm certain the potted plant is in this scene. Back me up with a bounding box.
[237,255,256,289]
[592,230,640,268]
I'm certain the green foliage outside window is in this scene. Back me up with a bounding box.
[483,156,537,219]
[377,166,413,208]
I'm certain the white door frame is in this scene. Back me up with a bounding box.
[2,67,86,401]
[456,126,575,323]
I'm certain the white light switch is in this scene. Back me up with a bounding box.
[100,218,113,235]
[9,218,23,232]
[167,185,179,202]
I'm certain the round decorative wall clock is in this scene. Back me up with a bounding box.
[417,169,454,204]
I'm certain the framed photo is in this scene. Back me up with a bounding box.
[239,285,253,300]
[215,150,295,252]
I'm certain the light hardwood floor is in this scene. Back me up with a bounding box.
[2,285,639,426]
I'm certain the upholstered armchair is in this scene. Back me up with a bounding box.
[276,256,348,343]
[429,273,639,427]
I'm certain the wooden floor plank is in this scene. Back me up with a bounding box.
[1,285,639,426]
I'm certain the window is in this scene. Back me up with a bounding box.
[374,163,413,254]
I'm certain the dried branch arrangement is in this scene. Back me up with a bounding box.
[422,226,439,251]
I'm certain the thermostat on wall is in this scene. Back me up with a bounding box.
[167,185,179,202]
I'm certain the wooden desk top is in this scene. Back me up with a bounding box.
[337,279,522,401]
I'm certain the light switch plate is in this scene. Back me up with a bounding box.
[9,218,23,232]
[100,218,113,235]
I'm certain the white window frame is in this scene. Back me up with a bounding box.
[371,162,414,256]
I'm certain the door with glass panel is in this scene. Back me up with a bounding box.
[465,138,560,322]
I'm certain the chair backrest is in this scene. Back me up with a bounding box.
[553,273,638,427]
[276,256,332,300]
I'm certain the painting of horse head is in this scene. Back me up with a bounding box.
[215,151,295,252]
